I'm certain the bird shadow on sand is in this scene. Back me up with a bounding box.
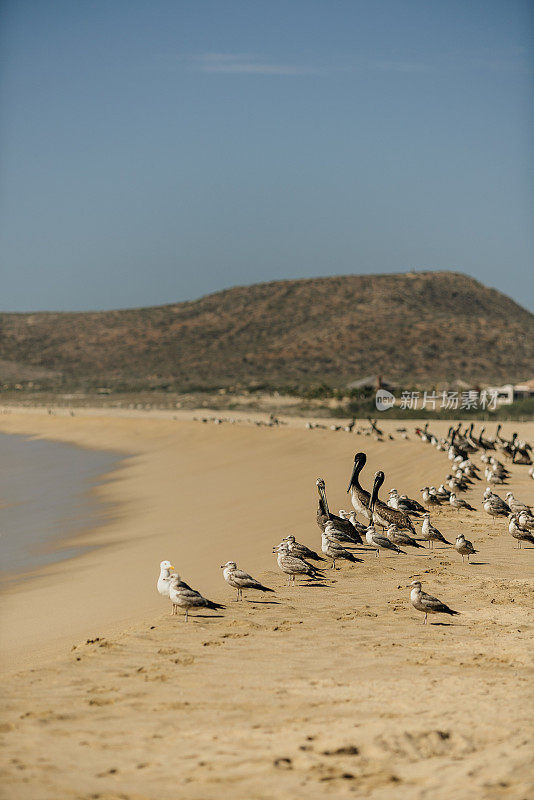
[245,599,282,605]
[300,582,330,589]
[191,613,226,620]
[468,561,489,566]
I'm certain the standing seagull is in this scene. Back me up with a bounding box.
[455,534,477,562]
[168,575,225,621]
[421,514,453,548]
[408,581,459,624]
[221,561,274,601]
[157,560,176,606]
[274,543,324,585]
[321,530,360,569]
[449,493,476,512]
[279,535,326,562]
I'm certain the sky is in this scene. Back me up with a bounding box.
[1,0,533,312]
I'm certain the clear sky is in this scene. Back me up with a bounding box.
[1,0,533,312]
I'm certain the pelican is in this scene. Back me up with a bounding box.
[221,561,274,601]
[348,454,416,533]
[408,581,459,624]
[364,472,407,556]
[316,478,364,543]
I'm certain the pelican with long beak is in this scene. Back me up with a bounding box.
[316,478,363,543]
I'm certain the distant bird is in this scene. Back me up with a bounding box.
[323,519,362,548]
[221,561,274,601]
[388,489,426,516]
[449,493,475,512]
[455,534,477,562]
[168,575,225,622]
[157,560,175,604]
[483,498,510,522]
[408,581,459,625]
[420,514,452,548]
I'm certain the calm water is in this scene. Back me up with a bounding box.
[0,432,122,580]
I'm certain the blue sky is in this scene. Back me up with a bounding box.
[1,0,533,311]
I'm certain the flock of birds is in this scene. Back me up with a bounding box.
[157,423,533,626]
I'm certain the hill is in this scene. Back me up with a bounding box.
[1,271,533,391]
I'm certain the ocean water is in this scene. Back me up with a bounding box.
[0,432,122,580]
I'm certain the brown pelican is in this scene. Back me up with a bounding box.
[408,581,459,624]
[348,455,416,534]
[365,472,407,556]
[316,478,363,543]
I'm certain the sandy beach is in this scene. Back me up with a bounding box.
[0,409,533,800]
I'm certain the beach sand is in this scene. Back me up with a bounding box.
[0,409,532,799]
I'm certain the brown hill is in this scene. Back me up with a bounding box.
[1,272,533,391]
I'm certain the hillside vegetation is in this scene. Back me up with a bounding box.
[1,272,533,391]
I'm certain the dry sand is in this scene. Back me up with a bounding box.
[0,409,533,800]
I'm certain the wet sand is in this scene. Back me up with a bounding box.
[0,409,532,799]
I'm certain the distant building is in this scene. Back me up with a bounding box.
[485,379,534,405]
[346,375,395,391]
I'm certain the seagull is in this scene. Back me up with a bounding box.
[421,487,442,508]
[168,575,225,621]
[449,493,476,512]
[508,515,534,548]
[321,531,360,569]
[408,580,459,624]
[386,524,423,549]
[279,535,326,562]
[455,534,477,562]
[157,560,176,605]
[274,543,324,585]
[221,561,274,601]
[505,493,532,515]
[421,514,452,548]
